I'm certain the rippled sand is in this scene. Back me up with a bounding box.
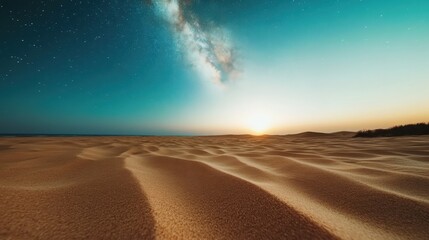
[1,134,428,239]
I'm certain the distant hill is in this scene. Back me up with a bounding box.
[288,131,356,138]
[354,123,429,138]
[291,131,329,138]
[331,131,356,138]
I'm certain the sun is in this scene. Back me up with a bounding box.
[247,114,271,135]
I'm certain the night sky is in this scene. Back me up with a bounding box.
[1,0,429,135]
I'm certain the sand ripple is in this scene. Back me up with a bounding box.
[1,135,429,239]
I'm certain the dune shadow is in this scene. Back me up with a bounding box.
[140,155,337,239]
[278,157,429,239]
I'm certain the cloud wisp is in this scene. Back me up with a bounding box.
[148,0,238,85]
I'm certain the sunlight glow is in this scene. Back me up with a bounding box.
[247,114,271,135]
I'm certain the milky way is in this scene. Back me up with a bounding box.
[148,0,237,85]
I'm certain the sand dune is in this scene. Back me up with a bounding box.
[1,135,429,239]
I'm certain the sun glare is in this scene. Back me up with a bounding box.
[248,114,271,135]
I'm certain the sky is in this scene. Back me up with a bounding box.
[1,0,428,135]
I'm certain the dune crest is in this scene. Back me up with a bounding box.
[1,135,429,239]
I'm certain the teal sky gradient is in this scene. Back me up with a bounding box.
[1,0,428,134]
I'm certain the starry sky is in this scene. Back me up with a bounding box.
[1,0,429,135]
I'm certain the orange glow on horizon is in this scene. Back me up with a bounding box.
[247,114,272,135]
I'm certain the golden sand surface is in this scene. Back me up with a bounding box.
[1,134,428,239]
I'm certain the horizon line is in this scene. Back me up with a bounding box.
[0,131,356,137]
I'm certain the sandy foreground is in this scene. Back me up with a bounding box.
[0,134,428,239]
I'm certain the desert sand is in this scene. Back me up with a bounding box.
[0,134,428,239]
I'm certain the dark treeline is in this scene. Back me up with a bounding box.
[354,123,429,138]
